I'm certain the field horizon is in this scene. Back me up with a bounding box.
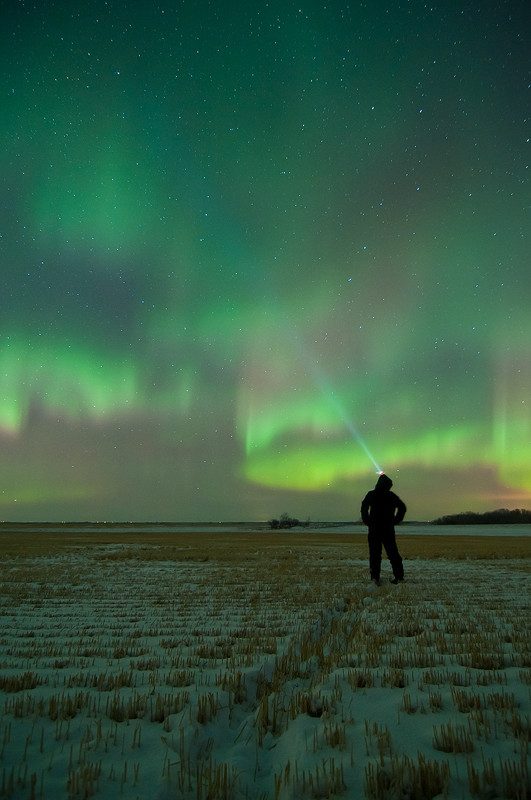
[1,517,531,527]
[2,505,530,529]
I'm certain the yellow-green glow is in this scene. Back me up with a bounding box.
[0,397,27,435]
[0,336,196,433]
[243,443,368,490]
[0,484,94,508]
[243,424,484,491]
[239,393,347,454]
[492,408,531,491]
[0,337,138,430]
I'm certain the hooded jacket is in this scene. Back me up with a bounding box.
[361,474,407,529]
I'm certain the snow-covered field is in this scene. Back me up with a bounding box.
[0,531,529,799]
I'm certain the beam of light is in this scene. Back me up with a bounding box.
[317,382,383,474]
[242,422,484,492]
[293,331,383,474]
[243,442,374,490]
[237,314,384,480]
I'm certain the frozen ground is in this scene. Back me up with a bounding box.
[0,532,529,799]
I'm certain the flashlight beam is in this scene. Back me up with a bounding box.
[297,341,382,472]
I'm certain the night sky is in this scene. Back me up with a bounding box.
[1,1,529,521]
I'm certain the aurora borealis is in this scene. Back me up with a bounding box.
[1,1,529,521]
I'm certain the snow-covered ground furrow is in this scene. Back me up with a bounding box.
[0,542,529,799]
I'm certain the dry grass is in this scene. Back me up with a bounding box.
[0,528,529,562]
[365,753,450,800]
[0,529,529,799]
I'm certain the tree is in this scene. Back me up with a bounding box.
[268,513,301,530]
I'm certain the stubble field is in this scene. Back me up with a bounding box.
[0,530,529,799]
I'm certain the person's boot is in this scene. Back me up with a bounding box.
[389,576,404,584]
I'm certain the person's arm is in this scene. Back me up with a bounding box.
[394,496,406,524]
[361,493,371,526]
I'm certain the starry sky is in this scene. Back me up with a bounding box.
[1,1,529,522]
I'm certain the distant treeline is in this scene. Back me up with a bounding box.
[431,508,531,525]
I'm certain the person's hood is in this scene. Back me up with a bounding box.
[375,473,393,491]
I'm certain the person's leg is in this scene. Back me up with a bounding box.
[382,530,404,580]
[368,532,382,582]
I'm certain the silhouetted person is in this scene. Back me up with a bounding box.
[361,473,406,585]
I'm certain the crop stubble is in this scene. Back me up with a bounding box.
[0,531,529,799]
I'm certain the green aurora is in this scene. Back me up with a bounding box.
[0,1,529,520]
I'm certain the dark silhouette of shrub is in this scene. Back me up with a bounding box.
[268,513,302,530]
